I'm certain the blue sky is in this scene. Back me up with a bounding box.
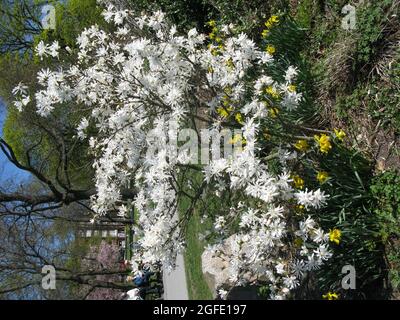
[0,99,31,184]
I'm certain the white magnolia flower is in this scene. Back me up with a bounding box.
[214,216,226,231]
[314,244,333,261]
[285,66,298,82]
[126,288,143,300]
[49,41,60,58]
[312,228,328,243]
[283,275,299,290]
[77,118,89,139]
[12,82,28,96]
[35,41,49,58]
[218,289,228,300]
[276,262,286,275]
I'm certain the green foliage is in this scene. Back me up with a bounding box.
[295,0,313,29]
[133,0,212,32]
[370,169,400,294]
[36,0,107,49]
[2,105,54,171]
[367,79,400,133]
[64,233,103,272]
[183,208,214,300]
[260,8,395,296]
[0,52,40,102]
[370,170,400,242]
[354,0,393,69]
[203,0,288,35]
[296,146,398,299]
[334,63,400,132]
[2,107,28,162]
[310,19,338,53]
[387,243,400,292]
[2,102,94,188]
[258,15,322,130]
[0,0,43,53]
[129,0,288,35]
[179,171,214,300]
[334,85,366,119]
[293,138,388,298]
[1,0,100,189]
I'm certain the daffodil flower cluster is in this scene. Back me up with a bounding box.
[13,1,332,299]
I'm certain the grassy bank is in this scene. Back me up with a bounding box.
[183,208,214,300]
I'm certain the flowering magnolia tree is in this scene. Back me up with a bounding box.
[13,0,335,299]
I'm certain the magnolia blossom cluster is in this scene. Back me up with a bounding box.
[204,151,330,298]
[207,205,331,299]
[12,82,30,112]
[13,2,331,299]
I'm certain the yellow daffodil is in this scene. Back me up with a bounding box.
[294,237,303,248]
[329,229,341,245]
[261,29,269,38]
[269,107,279,118]
[211,48,219,56]
[226,58,234,69]
[223,86,232,94]
[334,128,346,141]
[217,107,230,118]
[266,44,276,55]
[270,15,279,23]
[317,171,329,184]
[314,134,332,154]
[294,204,305,216]
[292,175,304,190]
[288,84,297,93]
[229,133,242,145]
[294,139,309,152]
[222,93,230,101]
[235,113,244,124]
[265,15,279,29]
[265,21,273,29]
[207,20,216,27]
[265,86,279,99]
[322,292,339,300]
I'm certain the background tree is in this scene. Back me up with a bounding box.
[0,211,135,299]
[0,0,43,54]
[83,241,125,300]
[0,0,132,299]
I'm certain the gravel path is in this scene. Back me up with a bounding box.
[162,253,189,300]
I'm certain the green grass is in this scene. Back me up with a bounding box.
[370,170,400,296]
[183,208,214,300]
[175,168,214,300]
[177,163,242,299]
